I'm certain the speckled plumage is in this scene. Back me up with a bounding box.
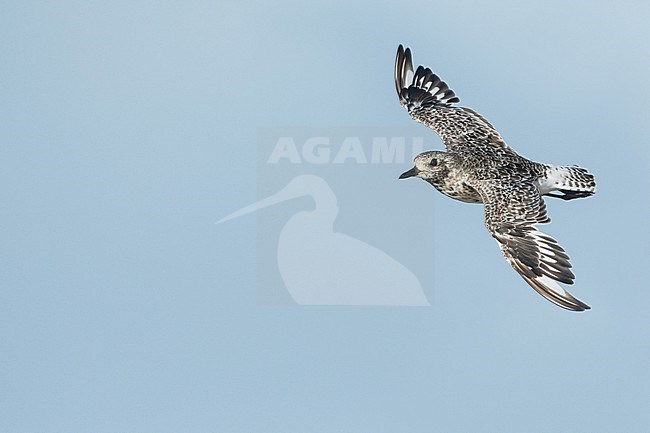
[395,45,596,311]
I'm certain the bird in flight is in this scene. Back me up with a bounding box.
[395,44,596,311]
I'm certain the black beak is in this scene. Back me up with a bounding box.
[399,167,419,179]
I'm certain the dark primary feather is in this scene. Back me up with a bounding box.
[395,45,459,110]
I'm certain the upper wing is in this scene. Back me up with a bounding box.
[476,180,590,311]
[395,45,513,154]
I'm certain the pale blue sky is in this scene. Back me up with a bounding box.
[1,1,649,432]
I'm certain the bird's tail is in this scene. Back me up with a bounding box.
[543,165,596,200]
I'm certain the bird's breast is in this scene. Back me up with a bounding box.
[427,178,482,203]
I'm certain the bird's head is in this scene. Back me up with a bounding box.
[399,151,447,182]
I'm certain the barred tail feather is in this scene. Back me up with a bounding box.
[541,165,596,200]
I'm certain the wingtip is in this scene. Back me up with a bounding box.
[395,44,413,99]
[393,44,459,109]
[526,272,591,312]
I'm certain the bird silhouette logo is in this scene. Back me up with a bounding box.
[218,174,430,306]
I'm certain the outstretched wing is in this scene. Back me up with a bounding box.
[395,45,514,154]
[476,180,590,311]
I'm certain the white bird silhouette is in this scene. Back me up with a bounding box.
[218,175,429,306]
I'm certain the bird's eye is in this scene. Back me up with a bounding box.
[429,159,437,167]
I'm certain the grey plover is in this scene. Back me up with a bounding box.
[395,45,596,311]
